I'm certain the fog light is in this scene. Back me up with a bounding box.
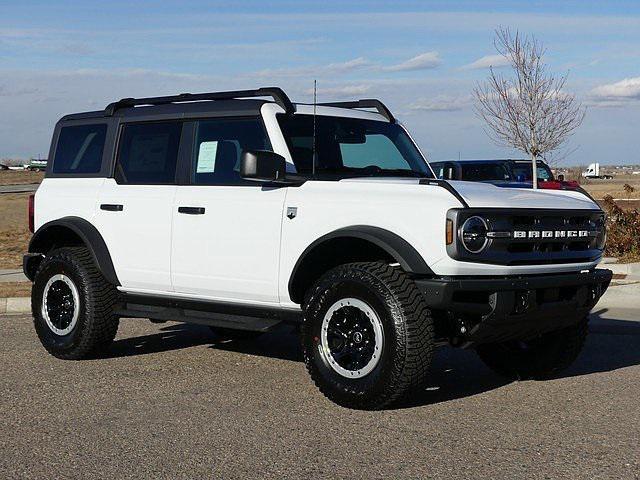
[514,290,531,314]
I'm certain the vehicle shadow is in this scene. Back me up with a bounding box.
[398,309,640,408]
[103,322,302,361]
[103,312,640,408]
[104,323,215,358]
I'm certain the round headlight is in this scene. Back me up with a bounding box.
[461,216,489,253]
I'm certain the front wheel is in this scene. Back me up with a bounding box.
[302,262,434,410]
[476,318,588,380]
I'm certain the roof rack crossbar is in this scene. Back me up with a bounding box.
[104,87,295,116]
[317,99,395,123]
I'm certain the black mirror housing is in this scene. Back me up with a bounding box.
[240,150,287,182]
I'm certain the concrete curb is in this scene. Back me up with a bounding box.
[0,297,31,314]
[606,262,640,281]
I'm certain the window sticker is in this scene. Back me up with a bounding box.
[196,141,218,173]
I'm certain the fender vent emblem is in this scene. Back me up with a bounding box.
[286,207,298,219]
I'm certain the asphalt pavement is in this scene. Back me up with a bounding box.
[1,308,638,479]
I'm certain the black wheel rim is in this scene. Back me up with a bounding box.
[320,298,383,378]
[41,274,79,336]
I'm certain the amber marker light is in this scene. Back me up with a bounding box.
[446,219,454,245]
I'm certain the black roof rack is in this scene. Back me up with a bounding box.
[317,99,395,123]
[104,87,295,116]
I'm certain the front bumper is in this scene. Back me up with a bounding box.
[415,269,612,346]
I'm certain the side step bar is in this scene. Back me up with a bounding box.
[115,293,302,332]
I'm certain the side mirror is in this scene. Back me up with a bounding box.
[240,150,287,182]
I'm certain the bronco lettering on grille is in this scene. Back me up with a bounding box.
[512,230,593,239]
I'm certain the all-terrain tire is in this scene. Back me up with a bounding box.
[32,247,119,359]
[476,317,589,380]
[302,262,434,410]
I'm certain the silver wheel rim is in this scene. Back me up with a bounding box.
[41,274,80,336]
[319,298,384,379]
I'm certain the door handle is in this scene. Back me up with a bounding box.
[178,206,206,215]
[100,204,123,212]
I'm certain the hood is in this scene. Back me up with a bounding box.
[340,177,600,210]
[448,180,599,209]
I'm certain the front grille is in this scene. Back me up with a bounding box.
[447,208,606,265]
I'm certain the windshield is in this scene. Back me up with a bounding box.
[511,162,554,181]
[277,114,432,178]
[461,162,513,181]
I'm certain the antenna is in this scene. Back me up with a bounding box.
[312,79,317,177]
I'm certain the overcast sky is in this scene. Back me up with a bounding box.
[2,0,640,165]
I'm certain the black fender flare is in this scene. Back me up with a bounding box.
[288,225,432,301]
[27,216,120,285]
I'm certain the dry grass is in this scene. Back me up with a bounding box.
[0,193,31,269]
[579,175,640,200]
[0,170,44,185]
[0,282,31,298]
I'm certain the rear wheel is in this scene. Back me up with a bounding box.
[476,318,588,380]
[302,262,434,410]
[32,247,119,359]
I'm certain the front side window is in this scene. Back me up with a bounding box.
[53,124,107,174]
[191,118,271,185]
[277,114,431,178]
[115,122,182,184]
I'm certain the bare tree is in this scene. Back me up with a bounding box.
[474,28,585,188]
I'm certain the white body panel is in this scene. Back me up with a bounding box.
[95,179,176,292]
[34,178,104,231]
[171,185,286,304]
[447,180,598,209]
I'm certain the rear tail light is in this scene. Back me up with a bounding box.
[28,194,35,233]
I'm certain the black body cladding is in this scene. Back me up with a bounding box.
[26,217,120,286]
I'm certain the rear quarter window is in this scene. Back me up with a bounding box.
[52,124,107,174]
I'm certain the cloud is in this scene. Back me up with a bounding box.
[407,94,472,112]
[253,57,372,78]
[384,51,441,72]
[590,77,640,102]
[304,84,371,98]
[461,54,509,70]
[251,52,443,79]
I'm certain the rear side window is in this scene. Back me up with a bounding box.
[115,122,182,184]
[53,124,107,174]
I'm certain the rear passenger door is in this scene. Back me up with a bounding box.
[95,121,184,293]
[171,117,287,304]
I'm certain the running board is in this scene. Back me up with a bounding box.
[115,293,302,332]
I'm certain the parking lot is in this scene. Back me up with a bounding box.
[1,310,638,479]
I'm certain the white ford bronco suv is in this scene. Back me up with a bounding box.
[25,87,611,409]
